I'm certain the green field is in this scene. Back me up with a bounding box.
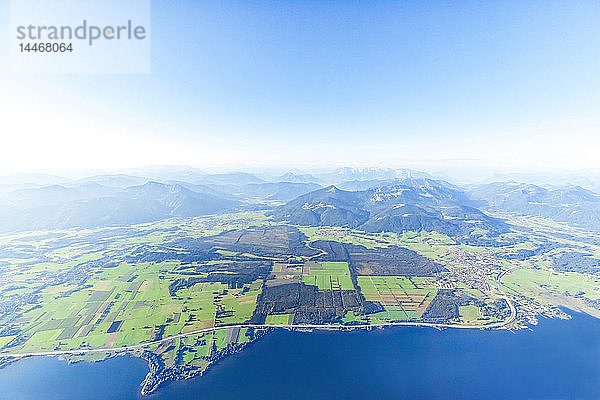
[265,314,293,325]
[503,268,600,301]
[459,305,482,323]
[0,210,599,394]
[302,262,354,290]
[299,226,400,249]
[356,276,437,319]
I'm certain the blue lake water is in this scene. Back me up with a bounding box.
[1,311,599,400]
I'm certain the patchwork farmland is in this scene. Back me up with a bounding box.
[1,211,598,394]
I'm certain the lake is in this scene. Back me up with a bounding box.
[1,311,599,400]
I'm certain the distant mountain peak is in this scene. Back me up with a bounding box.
[277,172,323,184]
[469,181,600,231]
[272,178,505,237]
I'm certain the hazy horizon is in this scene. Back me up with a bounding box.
[3,163,600,189]
[1,1,599,175]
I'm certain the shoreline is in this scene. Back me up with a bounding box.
[0,315,514,360]
[0,308,584,397]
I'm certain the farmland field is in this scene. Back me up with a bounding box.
[301,261,354,290]
[0,211,599,394]
[357,276,437,319]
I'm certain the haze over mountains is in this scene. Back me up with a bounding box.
[469,182,600,232]
[271,179,507,239]
[1,166,600,235]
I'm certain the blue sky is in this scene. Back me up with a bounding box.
[0,0,599,175]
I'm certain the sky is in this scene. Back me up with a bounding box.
[0,0,599,177]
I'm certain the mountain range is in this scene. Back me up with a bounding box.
[271,179,507,238]
[469,181,600,232]
[1,167,600,235]
[0,182,237,232]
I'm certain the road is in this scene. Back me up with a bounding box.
[496,266,518,326]
[2,269,518,359]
